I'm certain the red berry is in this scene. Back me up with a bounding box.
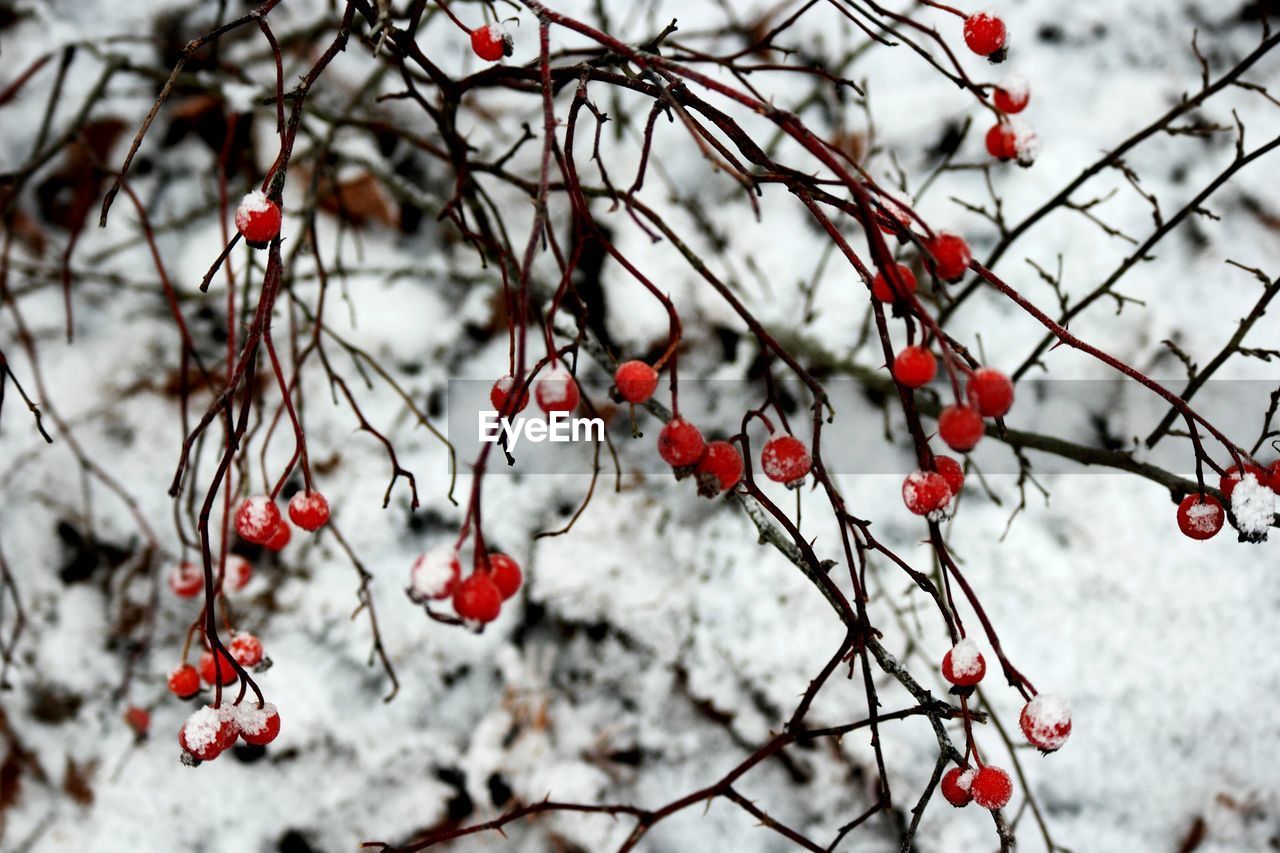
[234,190,282,247]
[213,704,240,751]
[235,496,282,546]
[288,490,330,531]
[1177,494,1224,540]
[1220,463,1265,501]
[902,470,952,517]
[228,632,264,668]
[1019,693,1072,752]
[893,346,937,389]
[168,561,204,598]
[199,648,237,686]
[993,75,1030,113]
[485,553,523,600]
[986,122,1019,161]
[263,520,291,551]
[1268,459,1280,492]
[123,705,150,738]
[970,765,1013,810]
[453,572,503,623]
[940,638,986,687]
[940,767,975,807]
[490,375,530,414]
[934,455,965,496]
[963,12,1007,57]
[615,360,659,404]
[966,367,1014,418]
[695,441,744,497]
[535,365,579,414]
[470,24,511,62]
[939,405,985,452]
[409,547,461,601]
[658,417,705,468]
[179,706,228,762]
[236,702,281,746]
[761,434,812,487]
[168,664,202,699]
[871,263,917,303]
[224,555,252,593]
[927,232,972,283]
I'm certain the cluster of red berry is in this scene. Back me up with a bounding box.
[938,639,1072,810]
[178,701,282,762]
[409,547,523,624]
[1176,460,1280,541]
[959,11,1039,166]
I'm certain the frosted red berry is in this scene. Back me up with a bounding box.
[288,490,330,532]
[902,470,952,517]
[934,455,965,496]
[939,405,985,452]
[941,638,986,686]
[168,561,204,598]
[993,75,1030,113]
[1177,494,1224,540]
[963,12,1007,58]
[1019,693,1072,752]
[966,367,1014,417]
[871,263,917,303]
[485,553,523,600]
[234,190,282,247]
[224,555,252,593]
[761,434,812,487]
[263,519,291,551]
[453,572,503,623]
[695,441,744,497]
[491,375,530,414]
[986,122,1018,161]
[658,417,705,468]
[123,705,150,738]
[970,765,1013,810]
[236,702,281,746]
[927,232,972,283]
[199,648,237,686]
[168,664,202,699]
[1220,463,1265,501]
[615,360,659,404]
[235,495,282,545]
[179,706,228,762]
[471,24,511,62]
[893,346,937,389]
[535,365,579,414]
[409,548,461,602]
[1268,460,1280,492]
[941,767,975,807]
[228,632,264,668]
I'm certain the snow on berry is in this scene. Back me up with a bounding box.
[614,360,659,404]
[940,767,976,807]
[1020,693,1072,752]
[970,765,1013,810]
[288,490,330,531]
[235,495,282,545]
[409,547,462,602]
[453,572,503,624]
[1012,119,1042,166]
[123,706,150,738]
[871,263,917,303]
[902,470,952,518]
[927,232,972,282]
[1219,463,1264,501]
[535,365,580,414]
[199,648,237,686]
[993,74,1030,113]
[761,434,812,487]
[1230,471,1274,543]
[168,561,204,598]
[490,374,529,414]
[224,555,252,593]
[236,702,281,746]
[986,122,1019,161]
[966,367,1014,417]
[234,190,282,247]
[963,12,1008,59]
[179,705,227,762]
[470,24,511,62]
[658,417,705,469]
[228,632,264,668]
[934,455,965,496]
[168,664,201,699]
[941,638,986,687]
[263,519,291,551]
[893,345,937,389]
[214,703,241,751]
[695,441,744,497]
[485,553,523,600]
[1176,494,1224,540]
[939,405,985,452]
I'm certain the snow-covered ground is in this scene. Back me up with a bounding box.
[1,1,1278,851]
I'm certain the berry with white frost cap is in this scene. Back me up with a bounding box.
[1230,472,1274,543]
[409,547,461,602]
[1019,693,1072,752]
[941,637,986,687]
